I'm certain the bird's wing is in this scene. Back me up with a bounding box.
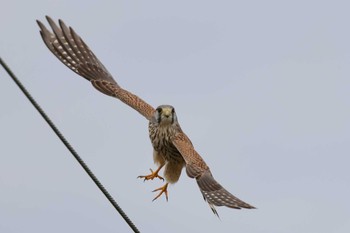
[37,16,155,120]
[172,132,255,216]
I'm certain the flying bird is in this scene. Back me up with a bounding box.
[37,16,255,216]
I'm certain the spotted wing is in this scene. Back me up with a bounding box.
[172,132,255,216]
[37,16,155,120]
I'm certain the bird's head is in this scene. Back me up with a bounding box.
[154,105,178,126]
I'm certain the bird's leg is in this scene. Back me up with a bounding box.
[152,183,169,202]
[138,164,164,181]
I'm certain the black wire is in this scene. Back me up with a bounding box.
[0,57,140,233]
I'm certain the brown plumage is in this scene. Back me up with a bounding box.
[37,16,255,216]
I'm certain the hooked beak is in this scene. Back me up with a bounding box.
[162,108,172,118]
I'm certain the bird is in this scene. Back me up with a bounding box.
[37,16,255,216]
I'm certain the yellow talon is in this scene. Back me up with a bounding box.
[137,165,164,181]
[152,183,169,202]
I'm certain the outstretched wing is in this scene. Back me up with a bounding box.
[37,16,155,120]
[172,132,255,216]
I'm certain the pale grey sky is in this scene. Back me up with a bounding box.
[1,1,349,232]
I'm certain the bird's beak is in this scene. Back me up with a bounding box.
[163,108,172,118]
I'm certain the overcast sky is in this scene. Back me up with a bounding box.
[1,1,350,232]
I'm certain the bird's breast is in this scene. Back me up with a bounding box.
[148,123,184,163]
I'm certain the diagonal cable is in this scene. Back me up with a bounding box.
[0,57,140,233]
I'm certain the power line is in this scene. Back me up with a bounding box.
[0,57,141,233]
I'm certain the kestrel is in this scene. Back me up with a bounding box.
[37,16,255,216]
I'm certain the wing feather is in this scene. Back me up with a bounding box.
[172,132,209,177]
[37,16,155,120]
[172,132,255,215]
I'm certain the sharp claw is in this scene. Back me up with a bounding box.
[137,167,164,181]
[152,183,168,202]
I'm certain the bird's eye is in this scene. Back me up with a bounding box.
[171,108,175,113]
[156,108,162,113]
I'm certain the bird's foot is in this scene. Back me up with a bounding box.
[152,183,169,202]
[138,168,164,181]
